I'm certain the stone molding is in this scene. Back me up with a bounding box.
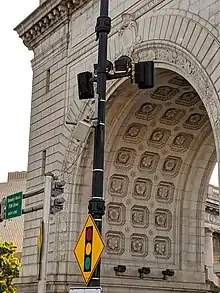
[14,0,87,50]
[146,8,219,38]
[14,0,169,51]
[66,7,220,66]
[206,202,219,214]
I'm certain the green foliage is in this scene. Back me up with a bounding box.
[0,242,21,293]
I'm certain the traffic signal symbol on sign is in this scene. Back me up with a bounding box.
[74,215,104,285]
[37,221,44,280]
[84,226,93,272]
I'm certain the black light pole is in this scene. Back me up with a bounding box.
[88,0,111,287]
[77,1,154,287]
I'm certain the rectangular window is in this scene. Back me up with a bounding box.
[41,150,47,176]
[213,232,220,263]
[45,69,50,93]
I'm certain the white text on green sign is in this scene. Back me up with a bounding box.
[6,192,23,220]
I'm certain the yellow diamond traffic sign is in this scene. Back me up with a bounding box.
[37,220,44,280]
[73,215,105,285]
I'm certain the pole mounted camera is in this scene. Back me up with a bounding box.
[138,267,151,278]
[162,269,175,280]
[77,55,155,100]
[114,265,126,274]
[114,55,132,72]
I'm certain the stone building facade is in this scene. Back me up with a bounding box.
[205,185,220,286]
[14,0,220,292]
[0,171,27,259]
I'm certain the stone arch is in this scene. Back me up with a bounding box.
[103,68,214,263]
[146,8,219,38]
[101,41,219,274]
[59,10,220,277]
[72,67,216,287]
[67,56,217,288]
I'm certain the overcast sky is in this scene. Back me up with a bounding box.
[0,1,218,186]
[0,0,38,182]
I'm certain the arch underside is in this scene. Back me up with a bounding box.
[77,68,216,287]
[62,8,220,291]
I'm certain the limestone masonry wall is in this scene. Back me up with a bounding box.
[14,0,220,292]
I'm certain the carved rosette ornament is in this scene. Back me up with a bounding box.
[162,156,182,177]
[183,113,207,130]
[131,205,149,228]
[130,234,148,257]
[154,209,172,231]
[133,177,152,200]
[148,128,171,148]
[107,203,126,225]
[151,86,179,101]
[156,181,175,203]
[139,152,160,173]
[136,102,162,120]
[106,231,125,255]
[123,123,146,144]
[176,91,200,107]
[153,236,171,259]
[171,132,194,152]
[160,108,185,125]
[114,148,136,169]
[108,174,129,197]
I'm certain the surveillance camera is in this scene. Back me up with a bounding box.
[162,269,174,279]
[138,267,151,278]
[114,265,126,273]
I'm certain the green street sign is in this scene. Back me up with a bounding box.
[6,192,23,220]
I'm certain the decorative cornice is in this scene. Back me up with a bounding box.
[14,0,89,50]
[206,202,219,215]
